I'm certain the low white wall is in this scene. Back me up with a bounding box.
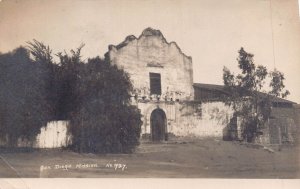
[35,120,71,148]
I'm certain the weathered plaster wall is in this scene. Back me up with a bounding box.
[266,107,298,144]
[176,101,234,138]
[236,106,298,145]
[137,100,234,139]
[107,28,194,101]
[137,101,176,136]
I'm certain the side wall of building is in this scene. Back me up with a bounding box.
[136,100,234,139]
[235,106,299,145]
[266,106,299,145]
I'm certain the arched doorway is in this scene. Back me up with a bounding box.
[150,108,167,141]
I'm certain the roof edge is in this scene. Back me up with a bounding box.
[107,27,192,60]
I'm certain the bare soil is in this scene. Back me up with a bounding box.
[0,138,299,178]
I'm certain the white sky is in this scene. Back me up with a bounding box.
[0,0,299,103]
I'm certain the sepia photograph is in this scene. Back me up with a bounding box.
[0,0,300,186]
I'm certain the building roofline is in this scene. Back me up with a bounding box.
[107,27,192,60]
[193,82,297,104]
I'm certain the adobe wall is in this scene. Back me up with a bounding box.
[176,101,234,138]
[137,100,234,140]
[266,106,300,145]
[107,28,194,101]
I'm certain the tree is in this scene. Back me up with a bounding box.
[65,53,142,153]
[0,40,142,152]
[26,40,60,120]
[51,44,142,153]
[223,47,290,142]
[0,47,51,147]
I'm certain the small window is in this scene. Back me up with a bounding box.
[149,73,161,95]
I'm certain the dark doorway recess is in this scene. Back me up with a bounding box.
[150,108,167,141]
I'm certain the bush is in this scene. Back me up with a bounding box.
[0,41,142,153]
[57,53,142,153]
[0,47,51,147]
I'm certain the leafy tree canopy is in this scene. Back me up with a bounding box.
[0,40,142,152]
[0,47,51,147]
[223,47,290,142]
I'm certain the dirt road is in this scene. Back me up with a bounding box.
[0,155,20,178]
[0,139,299,178]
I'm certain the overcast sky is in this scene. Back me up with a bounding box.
[0,0,299,103]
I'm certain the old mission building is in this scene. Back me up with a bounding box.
[2,28,297,148]
[106,28,237,141]
[106,27,297,144]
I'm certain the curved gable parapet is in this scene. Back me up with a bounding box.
[169,41,192,61]
[140,27,164,38]
[108,27,192,61]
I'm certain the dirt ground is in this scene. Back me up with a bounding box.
[0,138,299,178]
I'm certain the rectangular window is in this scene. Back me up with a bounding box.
[149,73,161,95]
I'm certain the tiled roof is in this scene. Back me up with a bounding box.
[193,83,296,104]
